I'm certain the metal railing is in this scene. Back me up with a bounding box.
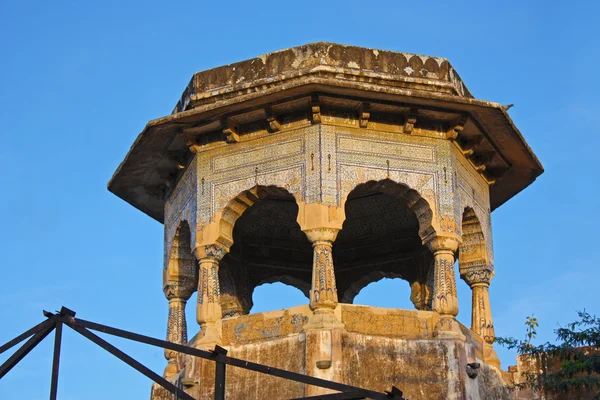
[0,307,406,400]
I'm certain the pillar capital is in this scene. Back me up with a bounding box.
[193,243,228,261]
[297,202,345,235]
[426,234,460,254]
[303,227,340,244]
[163,280,195,301]
[461,267,494,287]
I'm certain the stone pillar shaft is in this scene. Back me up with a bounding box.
[431,248,459,317]
[462,268,495,344]
[310,239,338,313]
[426,236,464,339]
[196,258,222,325]
[472,283,495,343]
[165,297,187,368]
[303,227,344,330]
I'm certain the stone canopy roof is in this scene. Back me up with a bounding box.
[108,42,543,222]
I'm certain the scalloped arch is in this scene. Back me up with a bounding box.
[341,270,408,304]
[218,185,296,250]
[342,179,435,242]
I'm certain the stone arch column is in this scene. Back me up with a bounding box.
[426,234,464,339]
[162,221,197,377]
[459,208,495,344]
[297,203,345,330]
[193,243,227,347]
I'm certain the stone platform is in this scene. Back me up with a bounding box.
[152,304,511,400]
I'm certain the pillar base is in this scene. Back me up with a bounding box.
[304,311,344,331]
[484,343,501,369]
[433,316,466,340]
[163,361,178,378]
[194,323,221,349]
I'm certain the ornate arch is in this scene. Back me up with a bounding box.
[255,275,311,298]
[340,271,408,304]
[217,185,297,250]
[342,179,435,242]
[164,221,197,297]
[458,207,488,272]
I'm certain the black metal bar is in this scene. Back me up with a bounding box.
[385,386,404,399]
[49,321,63,400]
[0,323,55,379]
[60,315,391,399]
[213,345,227,400]
[66,324,195,400]
[61,315,215,359]
[290,392,367,400]
[0,319,54,355]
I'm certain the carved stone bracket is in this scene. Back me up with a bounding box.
[446,116,467,140]
[358,103,370,128]
[311,95,322,124]
[403,110,418,134]
[222,118,240,143]
[265,107,281,132]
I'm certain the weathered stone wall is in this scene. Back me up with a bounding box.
[160,305,511,400]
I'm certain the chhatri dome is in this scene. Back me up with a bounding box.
[109,42,542,399]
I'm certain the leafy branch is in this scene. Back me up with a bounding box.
[495,311,600,399]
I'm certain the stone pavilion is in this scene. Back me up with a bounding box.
[108,42,543,399]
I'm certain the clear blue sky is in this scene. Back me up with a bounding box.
[1,1,598,398]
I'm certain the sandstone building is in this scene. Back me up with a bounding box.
[108,43,543,399]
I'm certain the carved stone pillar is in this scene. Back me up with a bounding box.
[410,280,432,311]
[427,235,464,338]
[194,245,227,346]
[162,245,196,378]
[462,268,495,344]
[303,228,344,330]
[410,254,434,311]
[163,288,191,377]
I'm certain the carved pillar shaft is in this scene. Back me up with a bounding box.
[163,279,195,377]
[431,248,459,317]
[426,235,464,339]
[472,283,494,343]
[462,268,495,344]
[310,239,338,313]
[192,243,227,347]
[298,203,345,330]
[303,227,344,330]
[165,297,187,368]
[196,258,222,325]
